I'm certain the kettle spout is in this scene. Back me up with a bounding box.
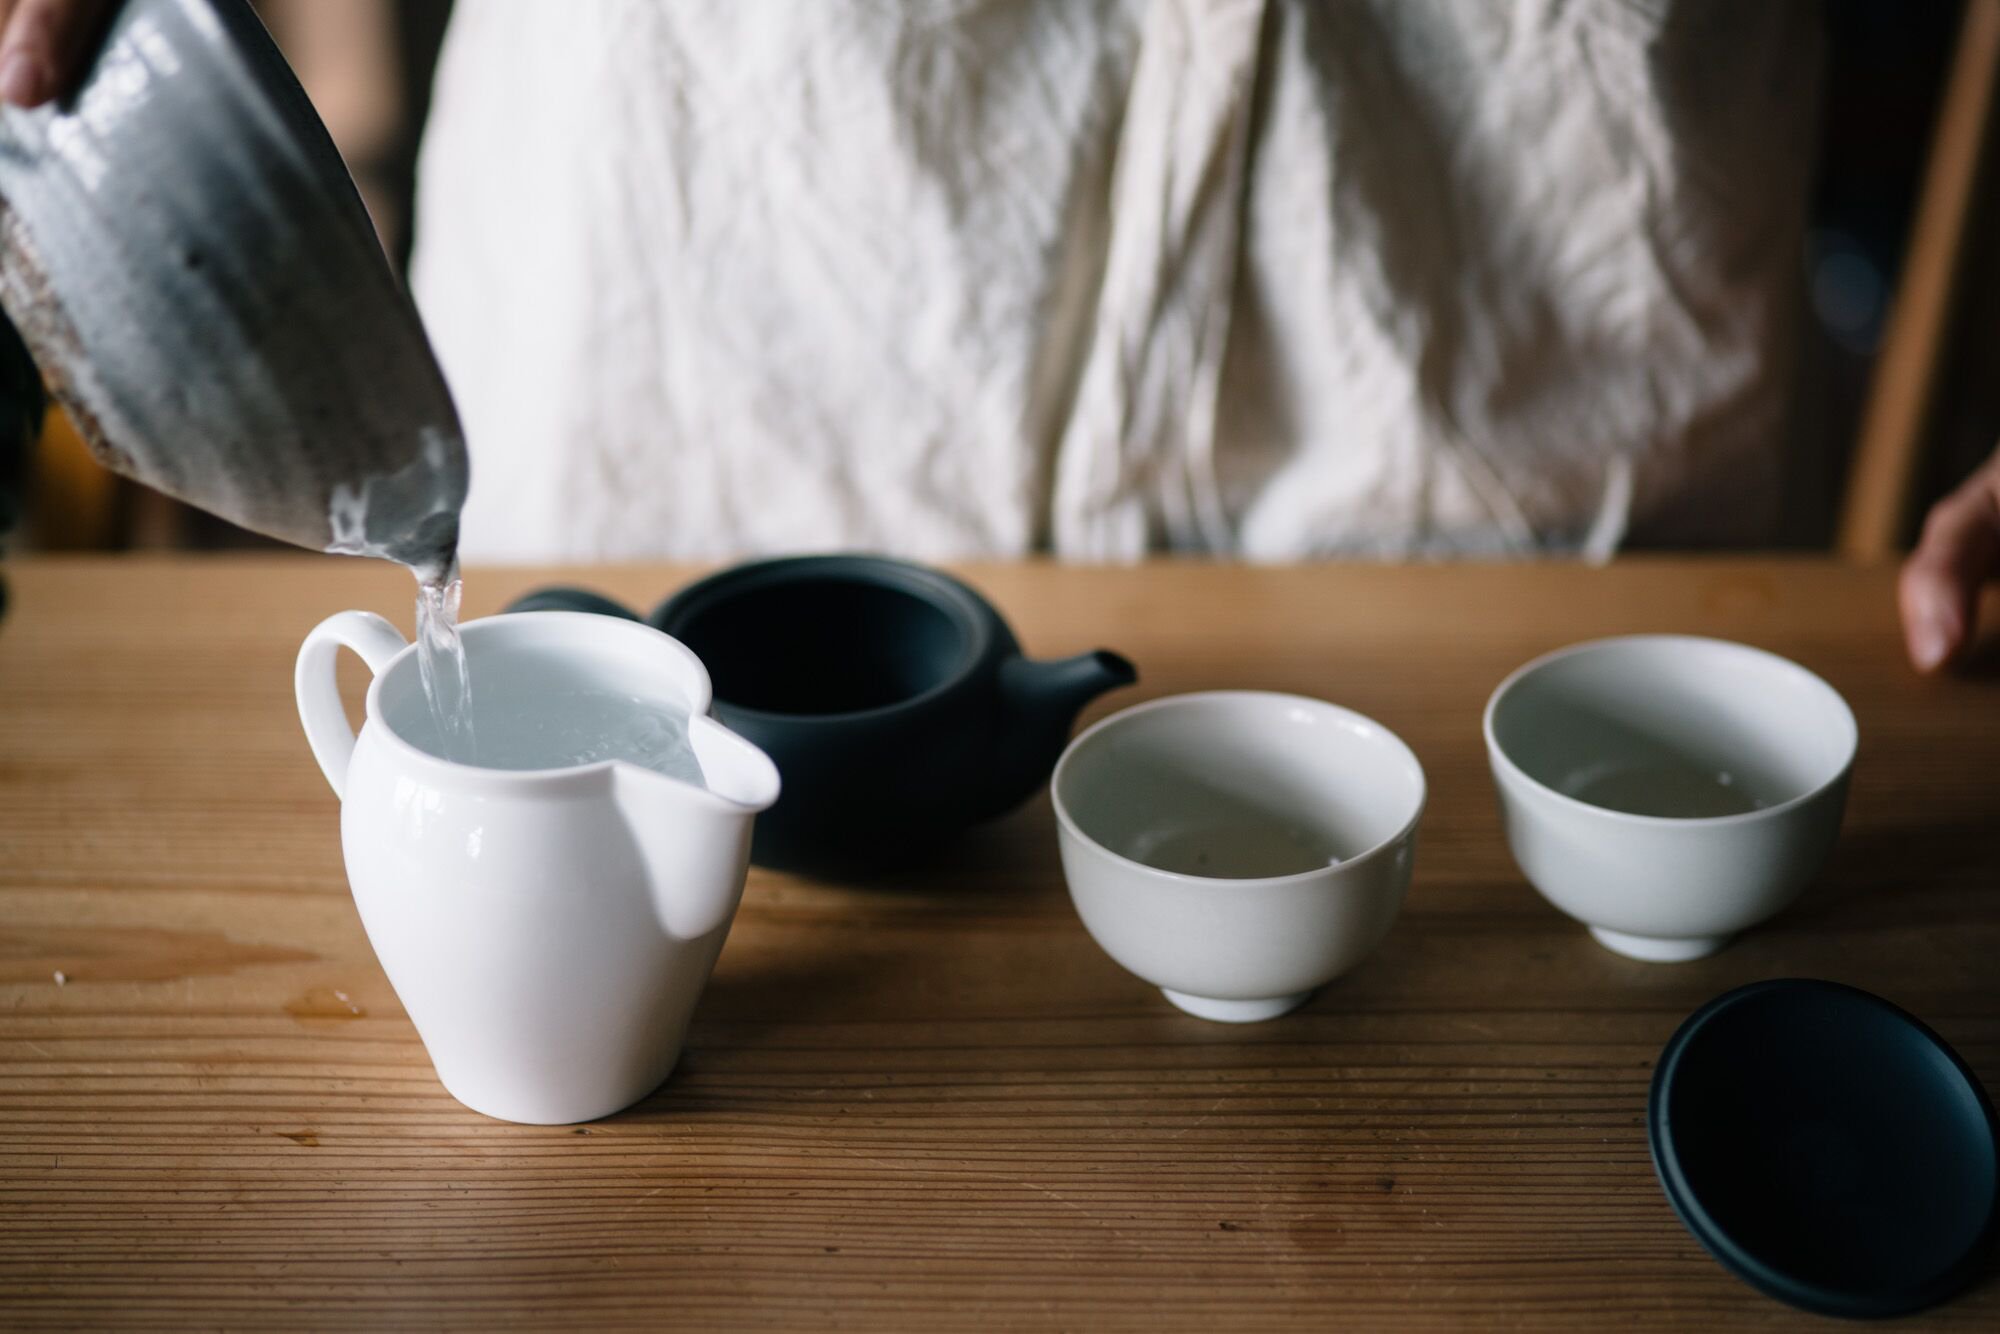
[985,649,1137,816]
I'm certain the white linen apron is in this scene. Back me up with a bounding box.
[411,0,1820,563]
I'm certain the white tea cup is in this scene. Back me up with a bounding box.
[296,610,780,1123]
[1484,635,1856,962]
[1052,692,1425,1022]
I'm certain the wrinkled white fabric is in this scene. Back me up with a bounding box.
[412,0,1820,563]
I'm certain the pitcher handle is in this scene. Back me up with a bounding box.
[295,611,408,800]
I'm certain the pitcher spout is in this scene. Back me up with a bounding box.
[610,720,780,940]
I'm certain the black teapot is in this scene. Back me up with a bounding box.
[507,555,1136,873]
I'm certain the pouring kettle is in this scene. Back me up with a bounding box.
[0,0,466,577]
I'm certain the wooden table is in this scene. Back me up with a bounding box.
[1,556,1995,1330]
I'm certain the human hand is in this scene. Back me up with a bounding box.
[1899,444,2000,672]
[0,0,117,107]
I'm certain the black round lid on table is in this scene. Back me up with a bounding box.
[1649,979,1999,1319]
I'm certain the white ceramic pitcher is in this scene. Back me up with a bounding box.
[295,610,779,1124]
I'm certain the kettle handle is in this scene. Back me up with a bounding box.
[295,611,409,800]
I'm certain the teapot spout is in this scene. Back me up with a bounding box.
[611,719,780,940]
[1003,650,1138,727]
[984,649,1137,817]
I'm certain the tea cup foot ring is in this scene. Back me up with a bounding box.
[1590,927,1732,963]
[1161,989,1313,1023]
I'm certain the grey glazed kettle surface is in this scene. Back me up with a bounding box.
[0,0,466,577]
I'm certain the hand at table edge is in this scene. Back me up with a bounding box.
[1901,444,2000,673]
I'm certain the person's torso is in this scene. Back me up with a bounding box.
[412,0,1821,563]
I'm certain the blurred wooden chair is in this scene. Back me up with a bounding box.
[1839,0,2000,562]
[26,407,128,550]
[28,407,189,549]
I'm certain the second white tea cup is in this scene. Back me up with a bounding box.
[1485,635,1856,962]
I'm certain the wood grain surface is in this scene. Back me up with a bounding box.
[0,555,1995,1330]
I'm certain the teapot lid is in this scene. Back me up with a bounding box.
[1648,978,1998,1318]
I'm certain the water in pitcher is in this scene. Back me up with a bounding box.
[406,551,702,785]
[461,683,706,783]
[399,665,707,784]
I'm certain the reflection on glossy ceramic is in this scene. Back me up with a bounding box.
[1053,691,1426,1023]
[1485,635,1857,962]
[296,610,779,1124]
